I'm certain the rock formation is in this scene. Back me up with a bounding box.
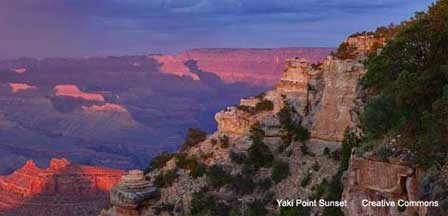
[98,34,393,216]
[100,170,160,216]
[54,84,105,102]
[0,158,125,216]
[342,155,427,216]
[276,58,310,94]
[310,35,386,141]
[151,48,333,86]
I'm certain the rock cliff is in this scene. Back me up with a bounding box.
[101,45,348,216]
[342,155,427,216]
[0,158,125,216]
[151,48,333,86]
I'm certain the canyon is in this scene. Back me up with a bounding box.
[0,48,332,175]
[100,34,401,216]
[0,158,124,216]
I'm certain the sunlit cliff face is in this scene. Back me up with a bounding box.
[0,158,124,215]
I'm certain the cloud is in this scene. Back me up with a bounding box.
[0,0,435,59]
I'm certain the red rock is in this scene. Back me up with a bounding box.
[151,48,333,86]
[0,158,125,216]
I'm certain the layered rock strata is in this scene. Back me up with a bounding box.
[100,170,160,216]
[0,158,124,216]
[342,155,427,216]
[310,35,386,141]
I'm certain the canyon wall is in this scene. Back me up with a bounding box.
[0,158,124,216]
[151,48,333,86]
[342,156,427,216]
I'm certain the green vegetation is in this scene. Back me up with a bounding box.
[255,99,274,112]
[245,200,268,216]
[311,178,329,199]
[322,129,361,216]
[206,165,233,188]
[229,150,248,164]
[280,206,311,216]
[153,170,178,188]
[360,0,448,167]
[256,178,272,191]
[271,160,290,183]
[219,135,230,148]
[181,128,207,151]
[331,41,357,60]
[248,123,274,168]
[300,172,312,187]
[277,101,310,143]
[175,153,207,178]
[190,191,230,216]
[148,152,174,172]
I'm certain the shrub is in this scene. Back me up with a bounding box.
[375,146,394,161]
[300,144,315,156]
[280,206,311,216]
[181,128,207,150]
[331,42,357,60]
[231,175,255,195]
[271,160,290,183]
[236,105,254,113]
[311,178,329,199]
[206,165,232,188]
[300,172,312,187]
[277,101,310,143]
[191,191,215,215]
[255,99,274,112]
[248,124,273,168]
[211,138,218,146]
[154,170,178,188]
[175,153,207,178]
[219,135,230,148]
[149,152,174,171]
[246,200,268,216]
[311,161,320,172]
[256,178,272,191]
[323,147,330,156]
[229,151,248,164]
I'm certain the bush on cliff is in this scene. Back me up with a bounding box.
[174,153,207,178]
[153,170,178,188]
[277,101,310,143]
[255,99,274,112]
[331,42,357,60]
[148,152,174,171]
[271,160,290,183]
[181,128,207,151]
[248,123,273,168]
[322,129,361,216]
[360,0,448,167]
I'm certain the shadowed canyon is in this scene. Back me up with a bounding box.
[0,48,332,175]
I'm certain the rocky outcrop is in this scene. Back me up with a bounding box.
[0,158,125,216]
[276,58,310,94]
[342,155,427,216]
[346,35,385,55]
[215,107,256,135]
[151,48,333,86]
[54,84,105,102]
[310,57,366,141]
[9,83,36,93]
[100,170,160,216]
[310,35,386,142]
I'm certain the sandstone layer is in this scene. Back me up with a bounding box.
[0,158,125,216]
[342,155,427,216]
[151,48,333,86]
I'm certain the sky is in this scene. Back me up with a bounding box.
[0,0,435,59]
